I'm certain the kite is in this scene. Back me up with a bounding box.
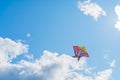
[73,46,89,61]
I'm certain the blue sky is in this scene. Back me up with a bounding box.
[0,0,120,80]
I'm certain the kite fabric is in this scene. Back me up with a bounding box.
[73,46,89,61]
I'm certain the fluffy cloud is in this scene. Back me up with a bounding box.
[115,5,120,31]
[0,37,28,63]
[0,37,113,80]
[78,0,106,20]
[95,69,112,80]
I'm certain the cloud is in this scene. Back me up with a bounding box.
[110,59,116,68]
[0,37,114,80]
[26,33,31,37]
[103,54,116,68]
[95,69,112,80]
[0,37,28,63]
[25,54,34,61]
[78,0,106,20]
[115,5,120,31]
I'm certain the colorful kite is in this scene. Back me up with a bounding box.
[73,46,89,61]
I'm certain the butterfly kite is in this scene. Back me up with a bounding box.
[73,46,89,61]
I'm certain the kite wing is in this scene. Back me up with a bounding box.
[73,46,78,56]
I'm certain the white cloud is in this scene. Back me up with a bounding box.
[0,37,114,80]
[26,33,31,37]
[115,5,120,31]
[0,37,28,63]
[110,59,116,68]
[95,69,112,80]
[103,54,116,68]
[78,0,106,20]
[25,54,34,61]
